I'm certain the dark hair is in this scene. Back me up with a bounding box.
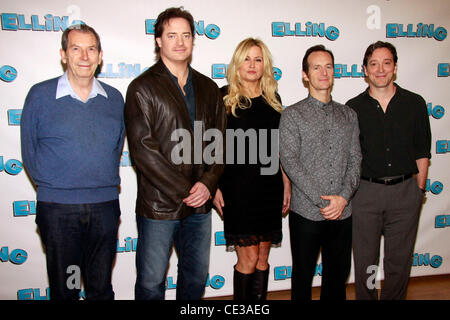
[363,41,398,67]
[154,7,195,57]
[302,44,334,74]
[61,23,102,52]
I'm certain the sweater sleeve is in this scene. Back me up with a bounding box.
[20,85,40,184]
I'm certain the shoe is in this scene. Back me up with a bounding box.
[233,266,254,300]
[252,266,269,300]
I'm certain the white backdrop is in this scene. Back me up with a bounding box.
[0,0,448,300]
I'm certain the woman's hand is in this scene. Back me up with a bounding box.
[213,188,225,217]
[281,167,291,216]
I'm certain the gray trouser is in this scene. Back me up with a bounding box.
[352,177,424,300]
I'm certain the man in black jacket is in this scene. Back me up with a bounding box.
[125,7,226,300]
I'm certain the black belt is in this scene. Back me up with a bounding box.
[361,174,413,185]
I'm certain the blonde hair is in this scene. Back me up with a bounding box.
[224,38,282,117]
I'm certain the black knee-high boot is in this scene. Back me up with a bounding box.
[233,266,254,300]
[252,266,269,300]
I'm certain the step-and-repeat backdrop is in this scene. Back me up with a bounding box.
[1,0,448,300]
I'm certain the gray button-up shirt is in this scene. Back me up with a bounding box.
[279,94,362,221]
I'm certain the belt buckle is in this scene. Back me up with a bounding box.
[384,175,404,185]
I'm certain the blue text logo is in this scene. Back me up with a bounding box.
[211,64,282,80]
[426,179,443,195]
[13,201,36,217]
[428,103,445,119]
[412,253,443,268]
[1,13,82,31]
[0,65,17,82]
[334,64,365,79]
[0,246,28,265]
[116,236,137,253]
[17,288,50,300]
[97,63,149,79]
[436,140,450,154]
[145,19,221,39]
[435,215,450,228]
[215,231,225,246]
[206,274,225,289]
[386,23,447,41]
[438,63,449,77]
[274,264,322,280]
[7,109,22,125]
[166,273,225,290]
[0,156,23,175]
[212,64,227,79]
[272,22,339,40]
[17,288,86,300]
[120,151,134,167]
[273,67,282,81]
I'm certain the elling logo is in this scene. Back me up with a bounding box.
[1,13,82,31]
[0,65,17,82]
[386,23,447,41]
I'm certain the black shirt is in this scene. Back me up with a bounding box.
[164,62,196,128]
[346,84,431,178]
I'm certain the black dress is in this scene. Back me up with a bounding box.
[219,87,284,250]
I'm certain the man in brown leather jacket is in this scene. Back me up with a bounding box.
[124,7,226,300]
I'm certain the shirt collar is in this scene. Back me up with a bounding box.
[56,72,108,102]
[161,59,192,85]
[363,83,402,100]
[307,94,333,108]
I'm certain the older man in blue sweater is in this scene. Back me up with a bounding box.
[20,24,125,300]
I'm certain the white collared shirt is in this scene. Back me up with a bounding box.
[56,72,108,102]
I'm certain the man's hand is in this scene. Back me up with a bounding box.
[213,188,225,217]
[183,182,211,208]
[319,195,348,220]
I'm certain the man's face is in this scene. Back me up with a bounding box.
[364,47,397,89]
[60,30,102,82]
[156,17,193,64]
[303,51,334,93]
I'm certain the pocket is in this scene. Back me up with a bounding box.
[410,178,425,200]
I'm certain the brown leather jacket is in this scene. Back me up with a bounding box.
[124,60,226,220]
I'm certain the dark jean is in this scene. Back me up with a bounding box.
[36,199,120,300]
[135,212,211,300]
[289,212,352,301]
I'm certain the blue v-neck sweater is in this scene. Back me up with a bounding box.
[20,77,125,204]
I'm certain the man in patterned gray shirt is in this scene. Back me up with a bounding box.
[279,45,362,301]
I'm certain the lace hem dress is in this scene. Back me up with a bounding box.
[219,89,284,252]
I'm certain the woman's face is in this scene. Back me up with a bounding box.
[238,45,264,85]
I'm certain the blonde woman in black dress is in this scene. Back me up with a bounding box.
[213,38,291,300]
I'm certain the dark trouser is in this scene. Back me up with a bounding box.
[135,212,212,300]
[352,178,424,300]
[36,200,120,300]
[289,212,352,301]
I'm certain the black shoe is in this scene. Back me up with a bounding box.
[252,266,269,300]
